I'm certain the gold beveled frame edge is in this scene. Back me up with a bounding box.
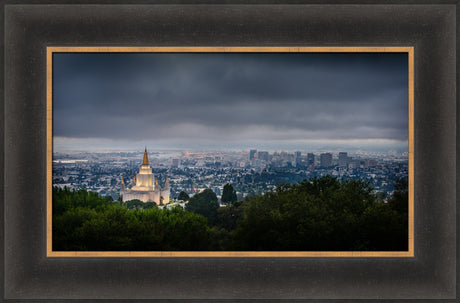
[46,46,414,257]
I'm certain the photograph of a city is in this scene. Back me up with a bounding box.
[52,51,409,252]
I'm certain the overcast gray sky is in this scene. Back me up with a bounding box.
[53,52,408,152]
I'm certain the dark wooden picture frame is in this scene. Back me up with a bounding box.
[2,2,457,301]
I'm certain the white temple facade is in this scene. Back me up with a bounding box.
[120,148,170,204]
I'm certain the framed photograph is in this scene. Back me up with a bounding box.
[3,2,457,301]
[47,46,414,258]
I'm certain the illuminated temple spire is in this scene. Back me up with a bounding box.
[165,176,170,189]
[120,147,170,204]
[142,147,149,166]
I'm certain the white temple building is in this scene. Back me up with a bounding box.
[120,148,170,204]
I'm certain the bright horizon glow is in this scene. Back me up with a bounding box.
[53,136,408,154]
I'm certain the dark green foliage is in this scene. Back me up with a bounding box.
[53,187,114,216]
[177,191,190,201]
[359,177,408,250]
[143,202,158,209]
[53,187,211,251]
[359,203,408,250]
[124,199,145,210]
[53,176,408,252]
[211,201,245,250]
[215,201,244,231]
[209,227,231,251]
[232,176,408,251]
[221,183,238,205]
[123,200,157,210]
[185,189,219,225]
[388,178,408,215]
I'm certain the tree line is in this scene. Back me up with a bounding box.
[53,175,408,251]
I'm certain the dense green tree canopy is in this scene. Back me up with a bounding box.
[221,183,237,205]
[232,176,407,251]
[52,176,408,252]
[177,191,190,201]
[122,200,158,210]
[53,187,211,251]
[124,199,145,210]
[185,189,219,225]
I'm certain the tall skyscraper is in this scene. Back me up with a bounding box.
[320,153,333,168]
[257,151,269,161]
[307,153,315,166]
[295,151,302,166]
[249,149,257,160]
[338,152,350,167]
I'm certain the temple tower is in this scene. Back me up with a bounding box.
[120,148,170,204]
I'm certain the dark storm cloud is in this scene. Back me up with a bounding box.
[53,52,408,147]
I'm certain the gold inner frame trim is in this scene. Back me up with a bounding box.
[46,46,414,257]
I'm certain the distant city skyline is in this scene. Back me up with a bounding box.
[53,52,408,153]
[53,147,408,201]
[53,139,408,154]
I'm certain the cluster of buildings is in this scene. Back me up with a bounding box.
[53,148,408,203]
[247,149,379,170]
